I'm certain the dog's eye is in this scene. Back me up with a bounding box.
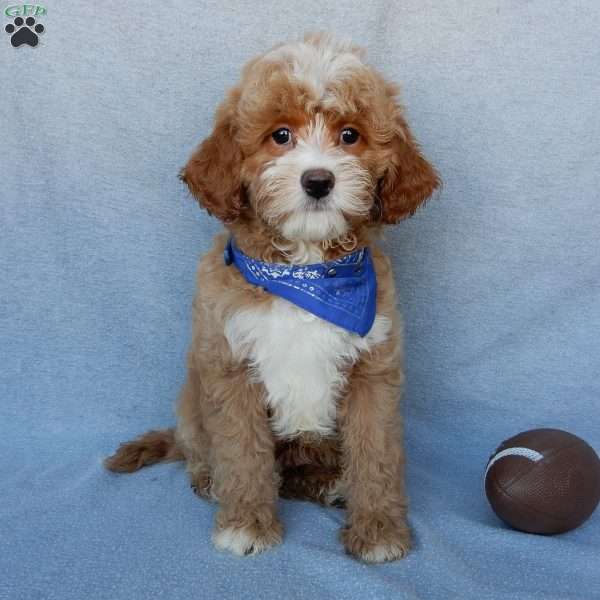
[272,127,292,145]
[340,127,360,145]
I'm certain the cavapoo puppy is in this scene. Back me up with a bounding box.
[105,32,439,563]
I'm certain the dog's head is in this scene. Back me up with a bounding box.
[181,33,439,242]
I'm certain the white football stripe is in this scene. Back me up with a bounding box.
[484,446,544,481]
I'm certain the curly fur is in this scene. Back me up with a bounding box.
[106,32,439,562]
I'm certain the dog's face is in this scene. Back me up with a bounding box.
[182,34,439,242]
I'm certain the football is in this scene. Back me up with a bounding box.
[484,428,600,534]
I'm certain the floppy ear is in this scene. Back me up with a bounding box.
[180,92,244,223]
[378,114,440,224]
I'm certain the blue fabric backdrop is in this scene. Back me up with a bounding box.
[1,1,599,599]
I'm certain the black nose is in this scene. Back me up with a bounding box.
[301,169,335,199]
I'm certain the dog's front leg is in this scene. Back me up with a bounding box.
[202,366,282,556]
[338,341,411,563]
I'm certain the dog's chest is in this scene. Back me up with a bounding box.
[224,298,390,438]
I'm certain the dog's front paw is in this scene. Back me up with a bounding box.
[341,514,411,563]
[213,518,283,556]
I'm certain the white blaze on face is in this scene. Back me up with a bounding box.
[264,34,365,100]
[257,114,372,242]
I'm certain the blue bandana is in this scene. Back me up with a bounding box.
[224,238,377,336]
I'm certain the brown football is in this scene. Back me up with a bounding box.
[484,428,600,534]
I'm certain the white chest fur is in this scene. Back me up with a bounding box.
[224,298,390,438]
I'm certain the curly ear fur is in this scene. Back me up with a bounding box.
[378,115,440,224]
[180,91,244,223]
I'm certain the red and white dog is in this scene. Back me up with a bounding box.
[106,33,439,563]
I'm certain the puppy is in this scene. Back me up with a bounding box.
[105,33,439,563]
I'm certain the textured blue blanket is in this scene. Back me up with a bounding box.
[1,2,599,599]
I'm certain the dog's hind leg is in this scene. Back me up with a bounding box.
[276,436,346,507]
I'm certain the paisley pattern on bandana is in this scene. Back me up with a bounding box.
[224,238,377,336]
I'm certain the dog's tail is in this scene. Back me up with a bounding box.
[104,428,184,473]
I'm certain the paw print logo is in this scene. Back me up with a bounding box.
[5,16,45,47]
